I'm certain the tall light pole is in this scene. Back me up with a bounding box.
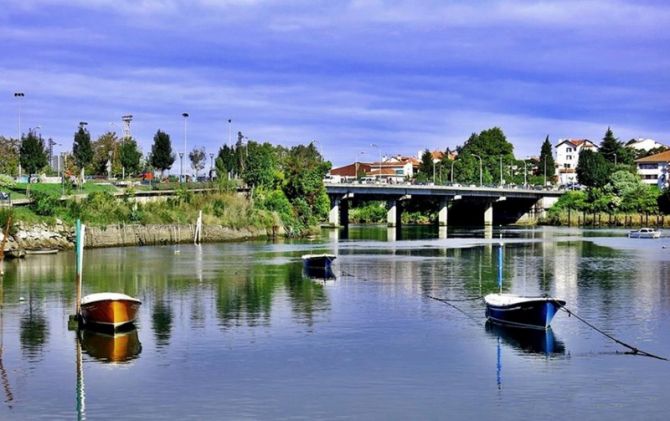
[450,160,456,184]
[209,153,214,180]
[227,119,232,146]
[121,114,133,180]
[473,154,483,186]
[543,159,547,187]
[370,143,381,182]
[14,92,24,178]
[433,159,436,184]
[179,152,184,184]
[499,155,504,186]
[613,153,617,166]
[182,112,189,181]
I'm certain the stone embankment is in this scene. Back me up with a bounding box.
[1,220,284,258]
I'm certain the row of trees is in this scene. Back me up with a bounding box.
[550,128,669,217]
[414,127,555,186]
[0,126,210,180]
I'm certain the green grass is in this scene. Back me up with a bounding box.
[8,182,119,199]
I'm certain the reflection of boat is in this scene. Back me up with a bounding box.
[79,327,142,363]
[302,254,336,270]
[484,244,565,330]
[80,293,141,329]
[74,220,141,330]
[25,249,58,255]
[628,227,661,238]
[485,321,565,355]
[303,265,336,280]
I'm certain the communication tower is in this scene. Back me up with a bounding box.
[122,114,133,139]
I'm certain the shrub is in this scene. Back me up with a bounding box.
[30,191,61,216]
[0,174,15,190]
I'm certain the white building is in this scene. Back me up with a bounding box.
[626,138,666,152]
[635,150,670,188]
[555,139,599,185]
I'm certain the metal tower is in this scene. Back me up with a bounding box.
[122,114,133,139]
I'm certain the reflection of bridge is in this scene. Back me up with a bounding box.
[325,183,564,227]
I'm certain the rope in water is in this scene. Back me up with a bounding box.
[559,306,668,361]
[426,295,482,323]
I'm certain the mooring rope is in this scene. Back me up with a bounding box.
[560,306,668,361]
[426,295,482,323]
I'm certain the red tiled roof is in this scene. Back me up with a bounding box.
[329,162,371,177]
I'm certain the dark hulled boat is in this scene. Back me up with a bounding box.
[484,294,566,330]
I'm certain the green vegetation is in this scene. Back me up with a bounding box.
[150,130,176,178]
[19,130,49,175]
[0,136,20,176]
[73,124,93,180]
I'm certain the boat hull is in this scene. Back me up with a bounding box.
[80,294,141,329]
[485,295,565,330]
[302,254,336,271]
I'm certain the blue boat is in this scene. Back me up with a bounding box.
[484,244,565,330]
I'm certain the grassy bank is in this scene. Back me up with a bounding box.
[3,189,282,233]
[8,182,118,200]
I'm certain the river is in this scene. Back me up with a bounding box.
[0,225,668,419]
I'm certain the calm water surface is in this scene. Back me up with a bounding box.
[1,226,669,419]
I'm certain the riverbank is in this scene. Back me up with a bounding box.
[0,220,286,258]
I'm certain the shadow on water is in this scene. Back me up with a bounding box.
[78,326,142,364]
[485,321,566,356]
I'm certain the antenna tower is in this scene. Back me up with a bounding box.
[122,114,133,139]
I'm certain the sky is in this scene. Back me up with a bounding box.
[1,0,669,168]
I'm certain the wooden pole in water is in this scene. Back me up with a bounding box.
[74,220,85,318]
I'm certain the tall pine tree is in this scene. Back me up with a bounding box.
[538,135,556,184]
[19,129,48,175]
[150,130,175,178]
[73,124,93,182]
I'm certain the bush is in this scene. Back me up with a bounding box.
[30,191,61,216]
[0,174,15,190]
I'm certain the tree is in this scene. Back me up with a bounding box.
[73,125,93,182]
[189,146,207,179]
[457,127,514,185]
[92,131,121,176]
[150,130,175,178]
[538,136,556,183]
[418,149,434,180]
[119,137,143,177]
[282,142,331,226]
[576,149,609,188]
[0,136,20,176]
[599,127,633,166]
[19,130,48,176]
[242,141,277,188]
[215,144,237,178]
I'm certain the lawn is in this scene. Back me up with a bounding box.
[8,182,119,200]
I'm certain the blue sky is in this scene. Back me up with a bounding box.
[1,0,669,167]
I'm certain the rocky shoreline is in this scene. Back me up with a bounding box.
[0,220,284,258]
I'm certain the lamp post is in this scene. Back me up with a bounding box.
[499,155,503,186]
[613,153,617,166]
[227,119,232,146]
[433,159,436,184]
[450,160,456,184]
[473,154,483,186]
[370,144,381,183]
[543,159,547,187]
[179,152,184,184]
[14,92,24,178]
[182,113,189,180]
[209,153,214,180]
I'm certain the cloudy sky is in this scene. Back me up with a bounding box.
[1,0,669,167]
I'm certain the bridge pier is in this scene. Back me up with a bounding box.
[438,197,449,227]
[387,199,401,227]
[484,201,494,226]
[328,197,349,227]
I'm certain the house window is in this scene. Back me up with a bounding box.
[639,164,658,170]
[563,163,571,169]
[566,155,572,160]
[566,147,573,152]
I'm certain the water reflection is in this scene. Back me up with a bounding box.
[152,300,174,348]
[79,327,142,364]
[303,265,336,281]
[485,322,565,356]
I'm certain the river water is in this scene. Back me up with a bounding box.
[0,226,669,419]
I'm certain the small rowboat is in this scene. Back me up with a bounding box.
[80,292,141,329]
[484,244,565,330]
[302,254,336,269]
[484,294,565,330]
[25,248,58,255]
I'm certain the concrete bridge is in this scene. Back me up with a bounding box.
[325,183,564,227]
